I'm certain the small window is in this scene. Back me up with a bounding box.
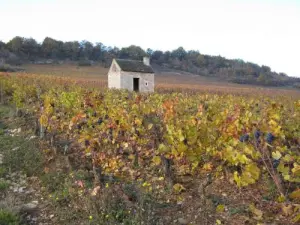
[145,82,148,86]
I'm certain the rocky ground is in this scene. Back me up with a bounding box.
[0,107,53,225]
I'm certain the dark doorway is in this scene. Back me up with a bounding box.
[133,78,139,92]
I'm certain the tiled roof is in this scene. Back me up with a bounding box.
[115,59,154,73]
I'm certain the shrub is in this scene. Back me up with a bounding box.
[0,135,43,176]
[0,64,16,72]
[293,83,300,89]
[0,64,23,72]
[77,60,92,67]
[5,54,22,66]
[0,181,9,191]
[0,209,20,225]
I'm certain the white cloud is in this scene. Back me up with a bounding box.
[0,0,299,77]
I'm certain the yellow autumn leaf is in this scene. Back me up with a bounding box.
[134,118,142,126]
[173,183,185,194]
[152,156,161,166]
[282,154,293,162]
[272,151,282,160]
[128,154,135,160]
[292,163,300,176]
[249,204,263,220]
[178,133,185,142]
[142,182,151,187]
[282,204,293,216]
[191,161,199,171]
[283,174,290,181]
[203,162,213,171]
[271,113,280,121]
[293,213,300,223]
[216,204,225,213]
[158,143,169,153]
[123,142,129,148]
[148,123,153,130]
[235,163,260,187]
[234,171,242,186]
[39,114,48,126]
[269,119,278,127]
[277,194,286,203]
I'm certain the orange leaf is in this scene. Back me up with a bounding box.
[44,167,50,173]
[289,189,300,199]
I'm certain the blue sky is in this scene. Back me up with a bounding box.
[0,0,300,77]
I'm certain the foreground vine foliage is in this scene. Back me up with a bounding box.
[1,72,300,223]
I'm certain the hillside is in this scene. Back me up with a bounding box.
[1,36,300,88]
[1,74,300,224]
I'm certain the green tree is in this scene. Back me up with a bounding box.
[6,36,24,54]
[22,38,39,58]
[63,41,74,59]
[261,65,271,73]
[171,47,186,60]
[80,40,94,59]
[196,54,205,66]
[0,41,5,50]
[146,48,153,56]
[41,37,60,58]
[119,45,146,60]
[92,42,104,61]
[71,41,80,60]
[257,73,269,84]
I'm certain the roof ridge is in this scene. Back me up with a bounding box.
[116,58,142,62]
[114,58,154,73]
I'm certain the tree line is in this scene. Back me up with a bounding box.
[0,36,299,87]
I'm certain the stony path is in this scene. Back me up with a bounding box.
[0,110,53,225]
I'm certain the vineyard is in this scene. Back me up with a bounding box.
[0,72,300,224]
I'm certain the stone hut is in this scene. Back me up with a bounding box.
[108,57,154,92]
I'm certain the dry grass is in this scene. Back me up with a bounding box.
[22,64,108,79]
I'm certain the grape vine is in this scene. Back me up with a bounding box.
[1,72,300,223]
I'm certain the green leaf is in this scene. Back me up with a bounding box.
[234,163,260,187]
[282,154,293,162]
[158,144,168,153]
[277,162,289,175]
